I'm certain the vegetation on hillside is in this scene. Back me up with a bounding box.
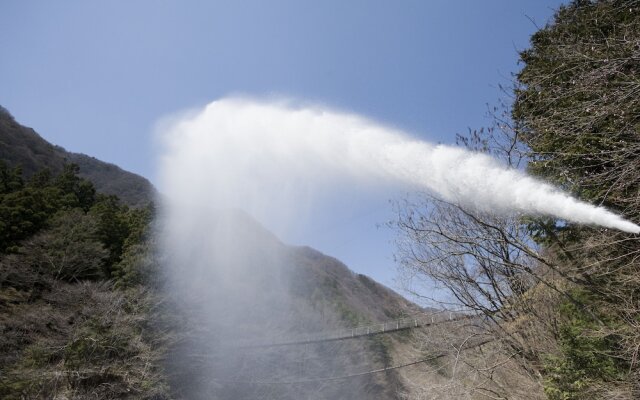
[0,163,166,399]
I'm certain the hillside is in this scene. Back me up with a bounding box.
[0,106,154,207]
[0,165,429,399]
[0,160,163,398]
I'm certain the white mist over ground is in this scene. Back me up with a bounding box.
[158,97,639,235]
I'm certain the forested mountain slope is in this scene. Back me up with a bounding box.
[0,161,163,398]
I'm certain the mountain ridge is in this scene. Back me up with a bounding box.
[0,106,155,207]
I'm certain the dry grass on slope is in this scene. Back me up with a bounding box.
[0,257,170,399]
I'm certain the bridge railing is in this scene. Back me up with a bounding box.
[342,311,454,339]
[229,310,469,347]
[283,311,456,343]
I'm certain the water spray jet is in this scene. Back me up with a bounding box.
[158,97,639,235]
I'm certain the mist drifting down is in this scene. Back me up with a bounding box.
[158,97,639,234]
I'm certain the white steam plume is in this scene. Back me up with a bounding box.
[158,97,639,234]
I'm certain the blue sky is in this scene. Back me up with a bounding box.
[0,0,563,292]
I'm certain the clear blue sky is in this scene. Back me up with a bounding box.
[0,0,563,291]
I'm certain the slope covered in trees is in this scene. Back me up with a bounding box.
[0,163,165,398]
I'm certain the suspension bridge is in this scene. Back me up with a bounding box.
[233,310,474,348]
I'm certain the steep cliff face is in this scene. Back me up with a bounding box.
[0,106,155,207]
